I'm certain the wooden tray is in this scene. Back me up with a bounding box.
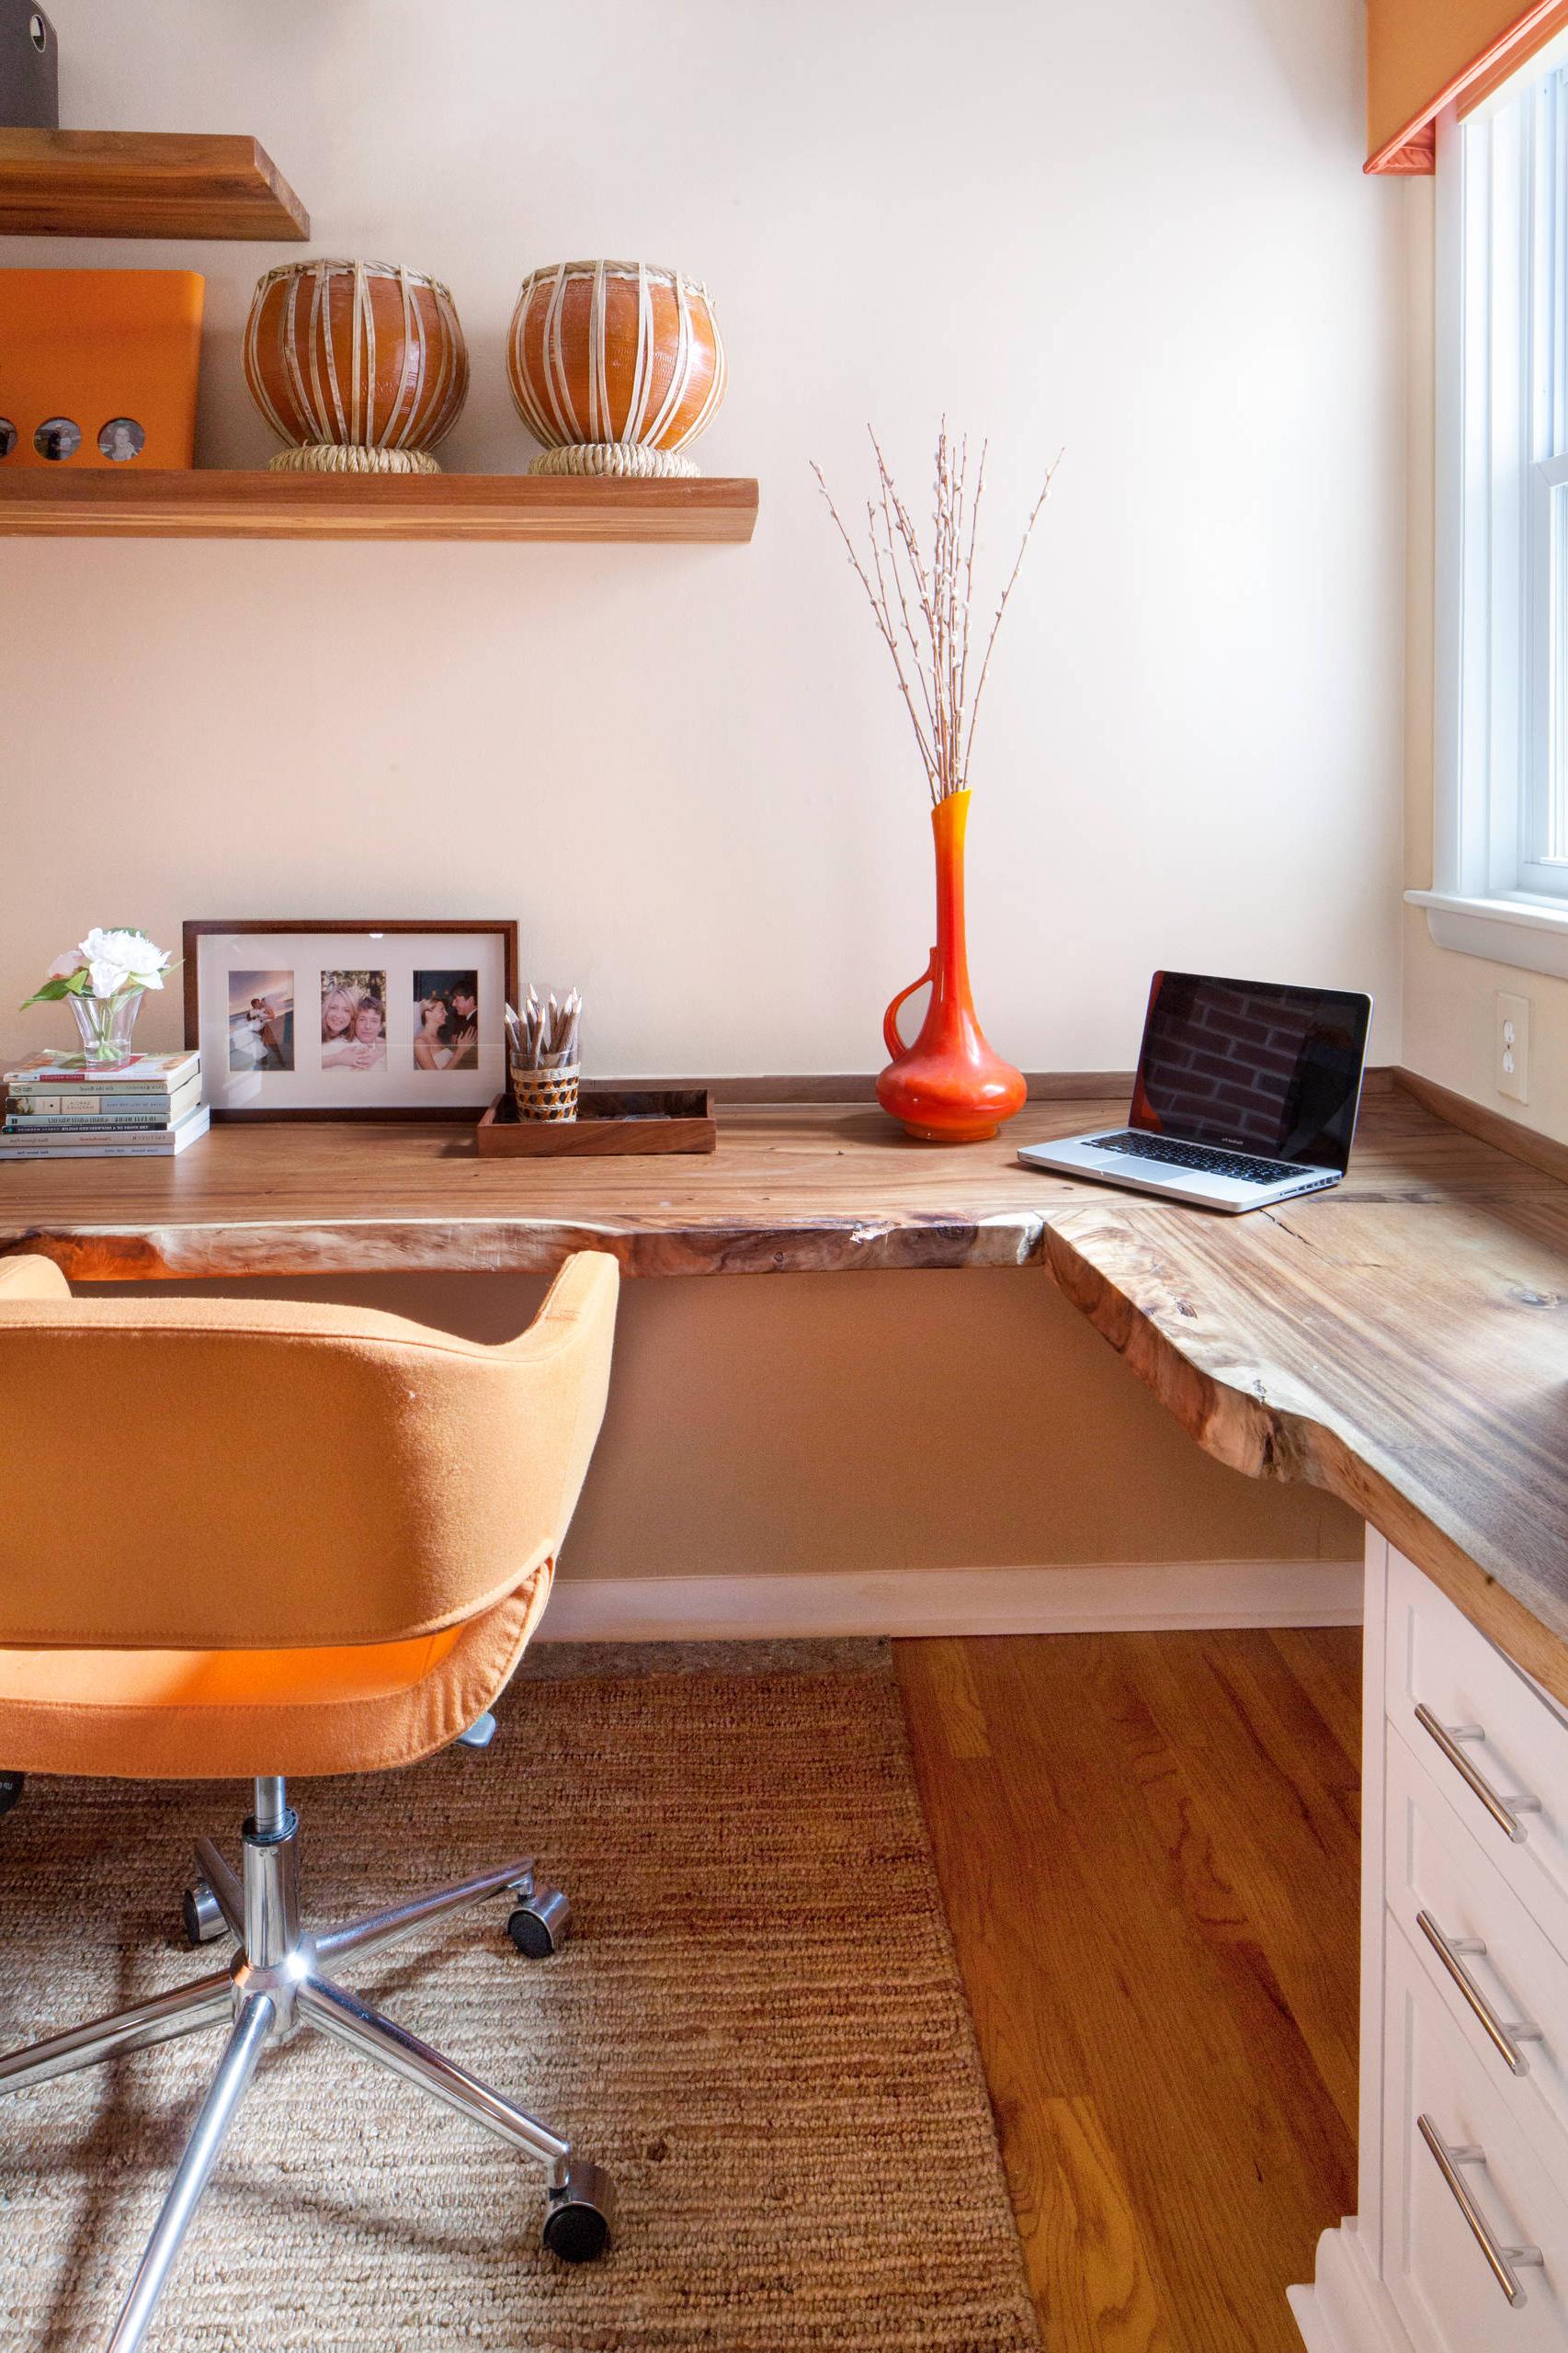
[475,1087,716,1157]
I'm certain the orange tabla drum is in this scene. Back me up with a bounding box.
[506,259,726,478]
[244,258,469,474]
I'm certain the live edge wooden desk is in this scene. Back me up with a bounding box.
[3,1079,1568,1713]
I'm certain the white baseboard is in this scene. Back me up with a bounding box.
[537,1558,1365,1642]
[1289,2223,1415,2353]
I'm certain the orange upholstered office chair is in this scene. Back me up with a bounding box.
[0,1249,619,2352]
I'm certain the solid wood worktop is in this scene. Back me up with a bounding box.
[3,1086,1566,1705]
[0,1098,1119,1282]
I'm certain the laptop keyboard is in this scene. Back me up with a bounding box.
[1085,1131,1307,1186]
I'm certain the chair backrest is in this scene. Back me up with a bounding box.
[0,1251,619,1652]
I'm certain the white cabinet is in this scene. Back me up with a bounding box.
[1386,1549,1568,1955]
[1386,1734,1568,2160]
[1290,1535,1568,2353]
[1381,1922,1568,2352]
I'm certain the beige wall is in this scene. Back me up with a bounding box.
[120,1269,1358,1585]
[1,0,1403,1075]
[2,1,1391,1593]
[1401,179,1568,1145]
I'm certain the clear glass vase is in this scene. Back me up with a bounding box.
[68,988,144,1065]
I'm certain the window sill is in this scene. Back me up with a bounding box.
[1407,888,1568,978]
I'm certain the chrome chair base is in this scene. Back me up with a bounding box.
[0,1777,613,2352]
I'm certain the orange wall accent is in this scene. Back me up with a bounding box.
[1368,0,1568,173]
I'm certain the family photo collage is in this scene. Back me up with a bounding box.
[229,966,481,1076]
[189,925,513,1117]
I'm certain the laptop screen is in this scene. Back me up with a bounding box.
[1128,971,1372,1172]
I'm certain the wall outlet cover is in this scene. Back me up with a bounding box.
[1497,989,1530,1105]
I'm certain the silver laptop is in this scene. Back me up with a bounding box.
[1017,970,1372,1213]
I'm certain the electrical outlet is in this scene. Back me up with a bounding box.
[1497,990,1530,1104]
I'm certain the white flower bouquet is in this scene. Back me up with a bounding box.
[21,928,176,1064]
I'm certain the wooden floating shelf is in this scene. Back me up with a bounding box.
[0,129,308,240]
[0,469,760,543]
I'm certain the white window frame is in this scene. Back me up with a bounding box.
[1527,451,1568,890]
[1409,49,1568,977]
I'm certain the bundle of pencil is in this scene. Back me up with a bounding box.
[506,987,581,1071]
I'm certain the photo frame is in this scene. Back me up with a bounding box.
[184,920,518,1120]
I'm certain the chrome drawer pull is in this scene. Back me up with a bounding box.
[1416,1911,1544,2076]
[1415,1705,1543,1844]
[1417,2115,1544,2308]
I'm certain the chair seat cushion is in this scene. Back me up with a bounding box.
[0,1626,466,1708]
[0,1564,552,1781]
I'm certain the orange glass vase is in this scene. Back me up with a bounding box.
[878,789,1027,1144]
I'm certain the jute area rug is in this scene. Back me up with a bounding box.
[0,1648,1040,2352]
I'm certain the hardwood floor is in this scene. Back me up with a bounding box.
[895,1628,1362,2353]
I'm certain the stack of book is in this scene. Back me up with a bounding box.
[0,1051,209,1159]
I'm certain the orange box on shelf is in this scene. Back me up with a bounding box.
[0,267,203,469]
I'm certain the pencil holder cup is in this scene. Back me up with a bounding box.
[510,1062,580,1121]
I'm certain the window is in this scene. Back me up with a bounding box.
[1532,443,1568,888]
[1413,42,1568,974]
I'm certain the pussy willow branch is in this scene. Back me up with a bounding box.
[812,460,938,793]
[814,426,1059,804]
[870,434,946,791]
[958,438,987,725]
[874,472,934,735]
[869,494,937,745]
[964,453,1060,768]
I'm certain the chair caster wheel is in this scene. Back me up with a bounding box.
[542,2159,616,2262]
[181,1879,228,1946]
[507,1884,570,1958]
[0,1771,23,1819]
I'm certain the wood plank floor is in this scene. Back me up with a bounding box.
[895,1629,1362,2353]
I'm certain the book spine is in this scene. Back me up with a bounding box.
[0,1127,206,1159]
[0,1140,185,1157]
[5,1090,202,1119]
[5,1114,185,1132]
[1,1091,197,1108]
[0,1066,199,1092]
[5,1085,185,1099]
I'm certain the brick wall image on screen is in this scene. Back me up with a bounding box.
[1138,982,1315,1152]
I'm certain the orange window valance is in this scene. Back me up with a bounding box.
[1368,0,1568,174]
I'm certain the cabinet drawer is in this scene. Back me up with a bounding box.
[1382,1921,1568,2351]
[1387,1548,1568,1951]
[1387,1728,1568,2165]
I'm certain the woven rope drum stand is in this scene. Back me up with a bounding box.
[268,444,443,475]
[528,443,699,481]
